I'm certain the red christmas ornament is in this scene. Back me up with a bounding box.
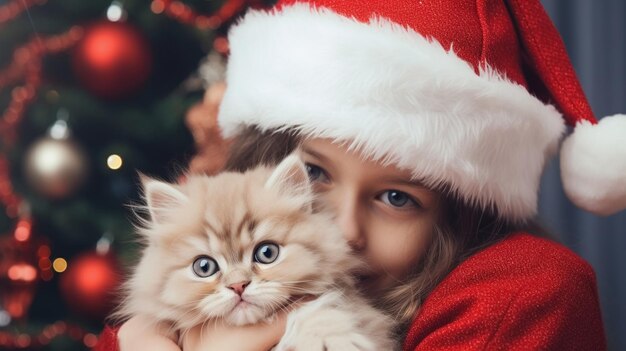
[72,21,152,99]
[59,252,121,321]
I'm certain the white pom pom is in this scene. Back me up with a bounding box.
[560,114,626,216]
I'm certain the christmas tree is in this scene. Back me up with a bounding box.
[0,0,272,349]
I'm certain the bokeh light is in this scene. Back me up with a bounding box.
[52,258,67,273]
[0,310,11,327]
[106,154,123,170]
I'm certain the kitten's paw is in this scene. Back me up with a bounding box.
[274,333,369,351]
[323,334,373,351]
[273,336,323,351]
[276,309,375,351]
[275,292,392,351]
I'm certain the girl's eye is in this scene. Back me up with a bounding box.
[192,256,219,277]
[379,190,420,209]
[305,163,329,183]
[254,242,280,264]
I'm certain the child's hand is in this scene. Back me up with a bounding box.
[181,308,290,351]
[118,315,181,351]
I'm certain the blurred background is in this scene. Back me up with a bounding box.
[539,1,626,350]
[0,0,623,350]
[0,0,273,349]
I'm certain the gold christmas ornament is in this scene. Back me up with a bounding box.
[23,119,88,199]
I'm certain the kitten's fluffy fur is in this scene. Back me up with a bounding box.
[115,155,397,350]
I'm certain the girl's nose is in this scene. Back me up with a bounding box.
[336,195,366,252]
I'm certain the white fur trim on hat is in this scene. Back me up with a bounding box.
[218,4,566,221]
[561,114,626,216]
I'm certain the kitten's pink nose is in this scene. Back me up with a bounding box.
[228,281,250,295]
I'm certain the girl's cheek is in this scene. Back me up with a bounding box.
[371,218,433,272]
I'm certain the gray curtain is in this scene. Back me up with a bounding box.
[539,1,625,350]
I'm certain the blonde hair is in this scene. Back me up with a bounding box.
[377,224,459,328]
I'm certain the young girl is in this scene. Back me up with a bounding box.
[97,0,626,349]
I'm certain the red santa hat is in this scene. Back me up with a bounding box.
[218,0,626,222]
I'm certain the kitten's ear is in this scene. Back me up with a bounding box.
[265,154,312,210]
[140,174,188,224]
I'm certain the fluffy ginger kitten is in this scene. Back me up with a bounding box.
[115,155,397,350]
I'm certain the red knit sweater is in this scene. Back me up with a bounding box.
[94,233,606,350]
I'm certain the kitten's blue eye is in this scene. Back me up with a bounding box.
[305,163,329,183]
[254,242,280,264]
[379,190,419,209]
[192,256,219,278]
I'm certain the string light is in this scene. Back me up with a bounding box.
[150,0,269,53]
[38,257,51,270]
[0,310,10,327]
[0,27,83,217]
[107,154,123,170]
[0,27,84,145]
[0,154,21,217]
[150,0,242,29]
[0,321,97,349]
[37,245,51,257]
[52,258,67,273]
[36,244,54,281]
[106,1,125,22]
[13,218,32,241]
[7,264,37,282]
[0,0,47,25]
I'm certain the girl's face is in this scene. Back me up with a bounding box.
[300,138,442,295]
